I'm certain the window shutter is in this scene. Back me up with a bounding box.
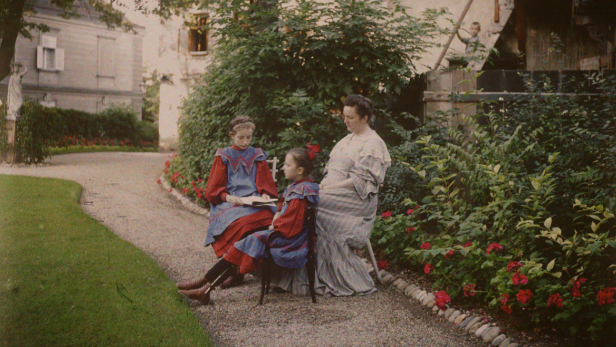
[187,29,195,52]
[56,48,64,71]
[37,46,44,69]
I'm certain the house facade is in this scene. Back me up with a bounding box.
[0,1,145,118]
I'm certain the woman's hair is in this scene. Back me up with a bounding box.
[229,116,256,135]
[344,94,373,120]
[287,147,316,177]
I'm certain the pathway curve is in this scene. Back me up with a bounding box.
[1,153,483,347]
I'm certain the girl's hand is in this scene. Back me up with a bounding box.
[226,195,243,206]
[261,193,270,200]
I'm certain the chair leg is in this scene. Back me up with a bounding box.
[259,259,268,305]
[307,257,317,303]
[366,240,382,284]
[265,258,272,295]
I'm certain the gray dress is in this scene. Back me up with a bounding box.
[272,129,391,296]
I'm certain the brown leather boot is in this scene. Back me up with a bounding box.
[176,275,209,291]
[178,283,212,305]
[219,273,245,290]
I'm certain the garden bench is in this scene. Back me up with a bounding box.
[266,157,383,284]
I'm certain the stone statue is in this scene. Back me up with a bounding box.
[7,62,28,121]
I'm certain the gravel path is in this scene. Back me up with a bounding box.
[1,152,483,347]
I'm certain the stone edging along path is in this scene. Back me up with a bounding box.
[160,174,525,347]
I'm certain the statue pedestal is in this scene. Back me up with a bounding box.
[4,119,16,163]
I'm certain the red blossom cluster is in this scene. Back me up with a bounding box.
[597,287,616,306]
[381,211,392,218]
[420,242,431,250]
[512,271,528,286]
[570,277,587,298]
[424,263,434,274]
[548,293,564,308]
[444,250,454,260]
[406,226,415,233]
[516,289,533,304]
[486,243,503,254]
[501,294,512,314]
[54,135,154,148]
[506,261,522,272]
[463,241,473,247]
[377,260,388,270]
[407,208,414,215]
[463,283,476,297]
[164,160,171,174]
[434,291,451,310]
[170,171,183,184]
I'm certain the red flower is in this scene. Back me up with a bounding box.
[420,242,431,250]
[381,211,392,218]
[507,261,523,272]
[512,271,528,286]
[377,260,388,270]
[548,293,564,308]
[169,188,172,192]
[570,278,587,298]
[444,250,454,260]
[463,283,476,297]
[434,291,451,310]
[407,209,414,215]
[424,264,434,275]
[501,304,513,315]
[198,179,203,183]
[157,179,161,184]
[516,289,534,304]
[463,241,473,247]
[486,243,503,254]
[182,188,189,194]
[500,294,510,305]
[597,287,616,306]
[406,226,415,234]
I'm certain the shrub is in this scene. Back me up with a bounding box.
[371,72,616,343]
[179,0,445,184]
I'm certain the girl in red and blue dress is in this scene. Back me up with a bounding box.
[177,146,320,305]
[177,116,278,290]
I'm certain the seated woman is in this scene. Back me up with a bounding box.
[273,94,391,296]
[177,116,278,290]
[177,147,320,305]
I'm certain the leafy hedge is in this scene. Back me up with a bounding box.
[371,72,616,343]
[0,101,158,163]
[178,0,445,185]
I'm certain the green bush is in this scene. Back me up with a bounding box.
[179,0,445,184]
[0,102,158,163]
[371,72,616,343]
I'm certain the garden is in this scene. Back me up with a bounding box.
[0,101,158,163]
[159,0,616,344]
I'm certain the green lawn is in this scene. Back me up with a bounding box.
[0,175,212,347]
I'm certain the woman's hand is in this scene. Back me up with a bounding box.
[319,182,328,191]
[226,195,243,206]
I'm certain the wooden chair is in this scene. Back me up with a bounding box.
[259,206,317,305]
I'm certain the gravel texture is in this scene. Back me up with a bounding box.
[1,152,485,347]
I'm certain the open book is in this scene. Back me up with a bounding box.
[239,196,278,207]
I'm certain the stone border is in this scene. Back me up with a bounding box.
[159,174,209,217]
[367,265,524,347]
[160,173,523,347]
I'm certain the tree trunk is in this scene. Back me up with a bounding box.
[0,0,28,82]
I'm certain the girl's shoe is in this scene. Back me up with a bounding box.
[178,283,212,305]
[219,273,245,289]
[176,275,208,291]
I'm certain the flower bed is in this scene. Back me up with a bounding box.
[160,154,209,208]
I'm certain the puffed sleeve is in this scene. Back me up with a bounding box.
[204,156,229,204]
[273,199,307,239]
[255,160,278,198]
[349,137,392,200]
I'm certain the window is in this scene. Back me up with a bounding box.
[188,14,208,53]
[36,34,64,71]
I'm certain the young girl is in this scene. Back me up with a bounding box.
[177,146,320,305]
[177,116,278,290]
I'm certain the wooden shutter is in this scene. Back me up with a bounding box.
[36,46,44,69]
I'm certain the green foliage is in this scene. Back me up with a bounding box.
[179,0,445,183]
[142,69,161,123]
[0,101,158,163]
[371,72,616,343]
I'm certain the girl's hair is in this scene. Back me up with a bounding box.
[229,116,256,134]
[344,94,373,120]
[287,147,316,177]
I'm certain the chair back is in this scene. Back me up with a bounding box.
[305,206,317,255]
